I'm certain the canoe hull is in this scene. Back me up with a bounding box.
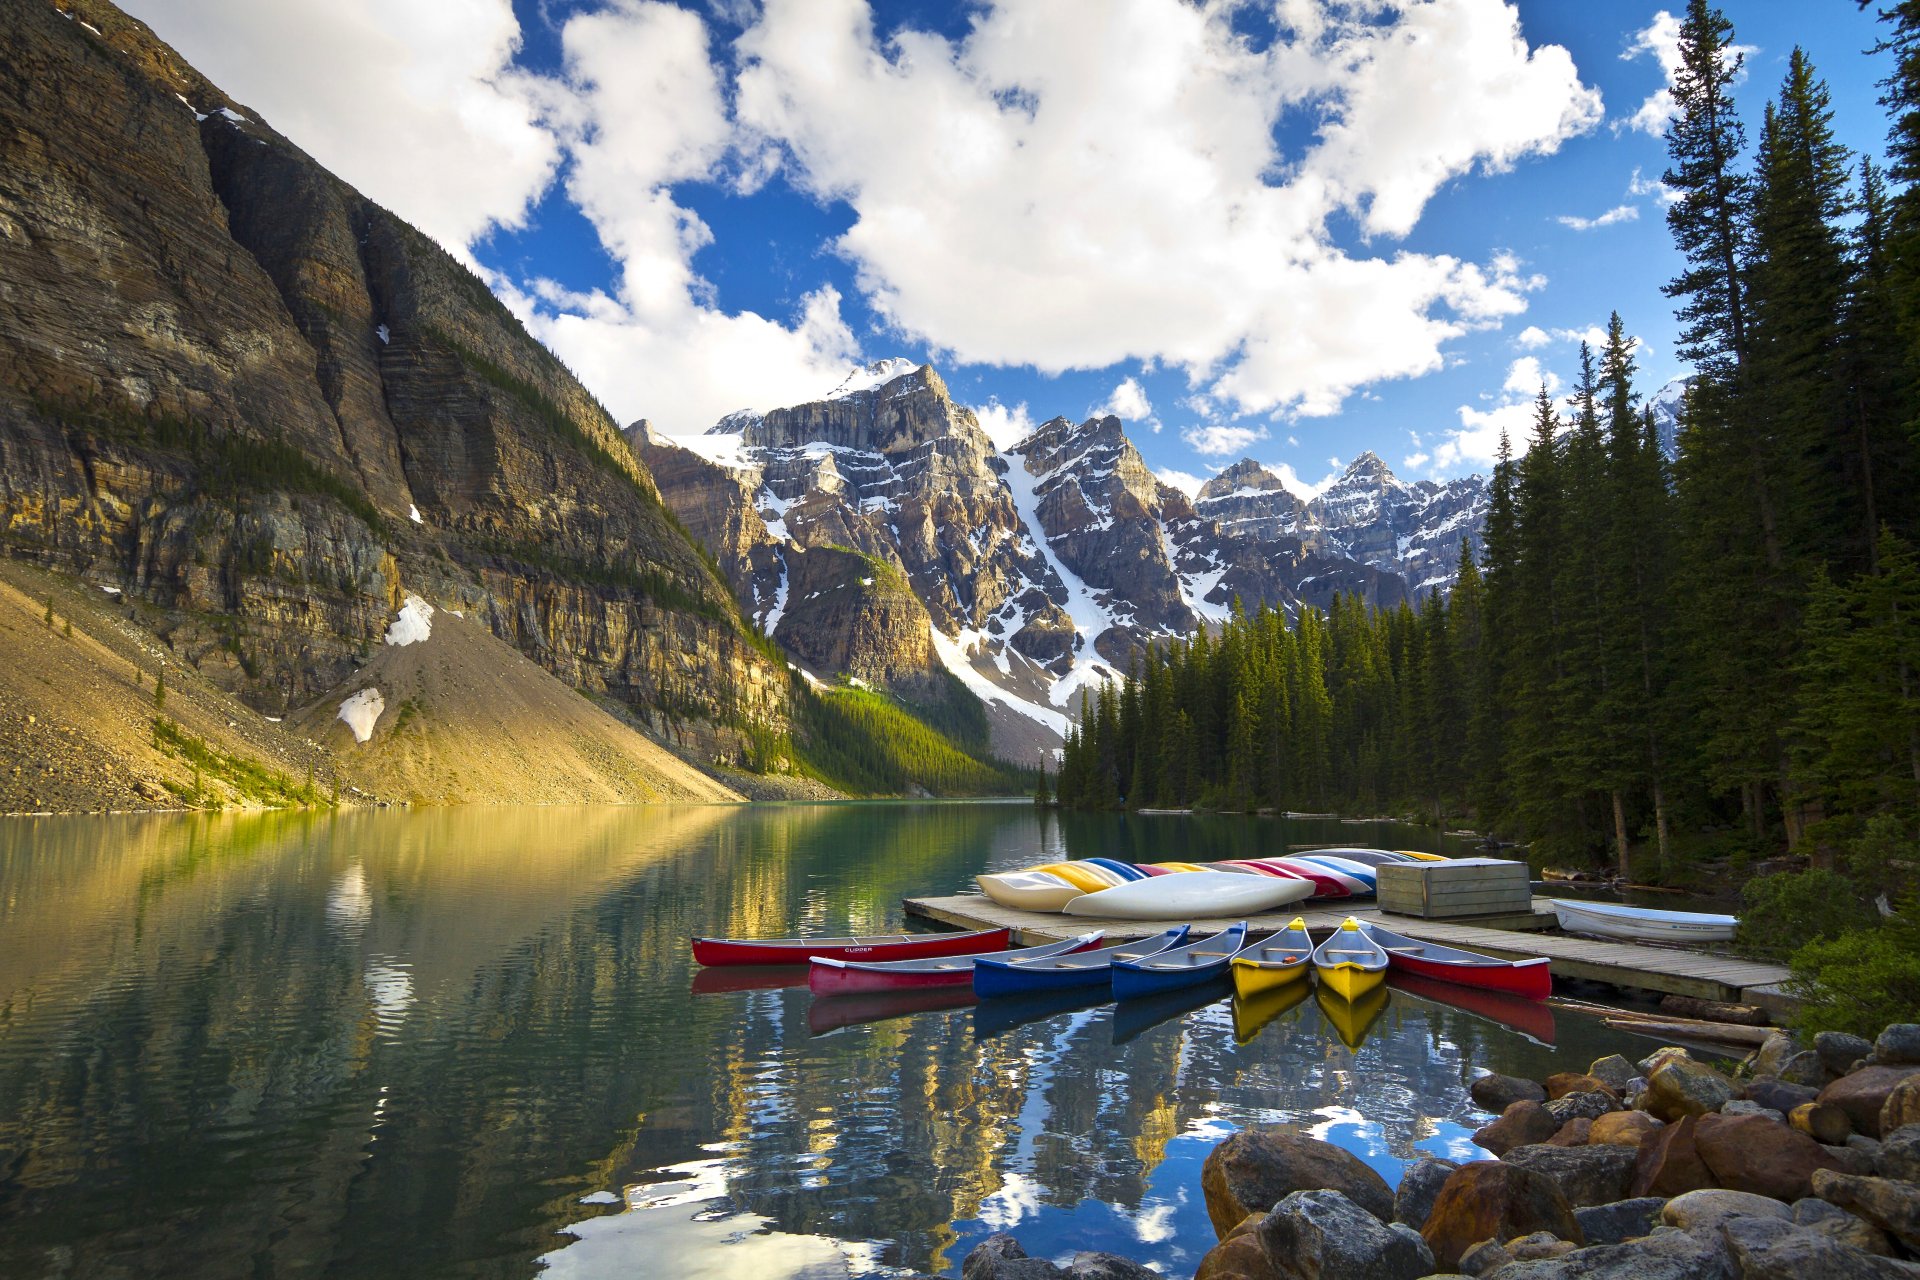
[692,928,1010,967]
[972,927,1189,997]
[1230,957,1310,998]
[1111,923,1248,1000]
[1060,872,1312,919]
[1317,962,1386,1002]
[1549,899,1737,943]
[809,933,1102,995]
[1387,951,1552,1000]
[977,871,1083,913]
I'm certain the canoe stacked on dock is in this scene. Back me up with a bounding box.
[976,849,1432,915]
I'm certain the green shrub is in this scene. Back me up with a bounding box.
[1787,914,1920,1039]
[1734,868,1878,960]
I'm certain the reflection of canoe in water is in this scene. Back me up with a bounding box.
[1316,981,1390,1050]
[806,985,978,1036]
[1231,980,1313,1044]
[1387,971,1557,1047]
[1111,976,1231,1045]
[970,986,1110,1042]
[690,965,810,995]
[691,927,1011,967]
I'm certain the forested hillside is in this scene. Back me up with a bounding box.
[1059,0,1920,894]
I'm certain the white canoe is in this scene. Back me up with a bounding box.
[1061,871,1314,920]
[977,870,1084,912]
[1549,898,1737,943]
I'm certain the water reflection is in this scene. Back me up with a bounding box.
[0,804,1631,1280]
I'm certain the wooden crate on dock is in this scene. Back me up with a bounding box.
[1377,858,1531,919]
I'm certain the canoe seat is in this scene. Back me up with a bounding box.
[1383,945,1426,954]
[1322,948,1378,957]
[1186,950,1233,957]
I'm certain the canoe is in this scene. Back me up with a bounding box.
[1060,871,1313,919]
[1085,857,1149,881]
[1312,916,1389,1001]
[1292,855,1378,895]
[1229,917,1314,998]
[1231,980,1313,1043]
[1549,898,1738,943]
[1250,859,1350,898]
[1307,848,1423,868]
[1317,981,1389,1049]
[1035,861,1129,893]
[691,927,1010,967]
[1394,849,1450,862]
[977,869,1084,912]
[973,926,1190,997]
[1218,859,1298,877]
[809,931,1104,995]
[1147,861,1211,874]
[1112,978,1232,1043]
[1111,922,1250,1000]
[806,986,978,1036]
[1387,971,1557,1047]
[1359,921,1552,1000]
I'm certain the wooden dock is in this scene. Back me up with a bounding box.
[903,893,1795,1011]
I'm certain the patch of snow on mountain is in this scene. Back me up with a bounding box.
[383,595,433,646]
[408,504,421,524]
[337,688,385,743]
[679,430,753,471]
[928,625,1074,737]
[828,357,920,400]
[762,549,790,633]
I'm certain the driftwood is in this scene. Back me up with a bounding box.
[1659,994,1771,1026]
[1598,1016,1774,1047]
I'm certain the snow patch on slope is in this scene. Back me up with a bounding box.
[384,595,434,646]
[928,625,1073,737]
[828,357,920,399]
[337,688,385,743]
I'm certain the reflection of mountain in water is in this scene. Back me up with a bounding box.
[0,804,1618,1280]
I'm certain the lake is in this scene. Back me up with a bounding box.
[0,803,1654,1279]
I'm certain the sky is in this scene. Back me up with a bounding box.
[123,0,1896,497]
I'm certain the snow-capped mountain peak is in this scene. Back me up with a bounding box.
[827,357,923,400]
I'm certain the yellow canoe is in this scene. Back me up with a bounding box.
[1312,916,1388,1003]
[1146,861,1210,874]
[1394,849,1449,862]
[1229,917,1314,998]
[1033,861,1125,893]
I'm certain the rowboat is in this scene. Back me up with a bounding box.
[1060,871,1312,919]
[1229,917,1314,997]
[1312,916,1389,1001]
[976,869,1084,912]
[809,931,1104,995]
[1317,981,1389,1049]
[1387,971,1557,1046]
[1111,922,1250,1000]
[1549,898,1738,943]
[973,926,1190,997]
[1112,978,1232,1043]
[1360,921,1552,1000]
[691,927,1011,967]
[806,986,978,1036]
[1292,855,1377,895]
[1250,858,1350,898]
[1231,980,1313,1043]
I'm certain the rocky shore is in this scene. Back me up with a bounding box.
[961,1022,1920,1280]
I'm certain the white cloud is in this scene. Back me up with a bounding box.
[1094,376,1159,431]
[1434,397,1536,471]
[1270,462,1337,501]
[1503,355,1560,396]
[1286,434,1300,447]
[1628,166,1681,206]
[974,398,1036,453]
[118,0,564,254]
[1557,204,1639,231]
[1403,450,1432,469]
[1552,324,1611,349]
[1153,466,1206,497]
[1183,423,1270,457]
[1515,324,1551,349]
[1620,10,1683,137]
[733,0,1600,419]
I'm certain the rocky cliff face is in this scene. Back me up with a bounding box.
[0,0,788,756]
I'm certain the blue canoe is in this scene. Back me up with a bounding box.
[973,926,1189,998]
[1111,922,1250,1000]
[1084,857,1149,881]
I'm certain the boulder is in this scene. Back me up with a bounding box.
[1694,1112,1844,1202]
[1061,1255,1159,1280]
[1549,1118,1593,1147]
[1548,1073,1618,1102]
[1473,1072,1548,1112]
[1572,1197,1666,1245]
[1875,1024,1920,1066]
[1589,1111,1664,1148]
[1824,1143,1882,1176]
[1818,1032,1876,1077]
[963,1234,1067,1280]
[1393,1155,1460,1231]
[1420,1161,1583,1272]
[1720,1214,1920,1280]
[1754,1032,1803,1079]
[1821,1065,1920,1138]
[1881,1078,1920,1137]
[1814,1169,1920,1253]
[1879,1124,1920,1182]
[1192,1215,1274,1280]
[1644,1059,1735,1121]
[1200,1129,1395,1238]
[1778,1050,1831,1087]
[1548,1091,1621,1126]
[1660,1187,1792,1232]
[1459,1239,1514,1276]
[1474,1101,1562,1157]
[1746,1078,1822,1115]
[1639,1047,1693,1075]
[1503,1144,1638,1208]
[1507,1231,1579,1261]
[1722,1099,1786,1123]
[1791,1101,1853,1145]
[1256,1189,1434,1280]
[1473,1227,1737,1279]
[1588,1055,1639,1094]
[1792,1196,1895,1256]
[1631,1114,1717,1198]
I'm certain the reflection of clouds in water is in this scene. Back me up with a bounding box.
[977,1170,1044,1231]
[363,958,414,1036]
[1127,1198,1179,1244]
[325,864,371,930]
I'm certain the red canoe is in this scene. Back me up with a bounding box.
[690,928,1011,968]
[809,931,1104,995]
[1361,921,1552,1000]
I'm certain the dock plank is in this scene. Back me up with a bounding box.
[902,893,1793,1007]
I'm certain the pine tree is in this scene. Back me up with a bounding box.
[154,669,166,710]
[1664,0,1753,379]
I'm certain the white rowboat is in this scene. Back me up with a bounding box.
[1548,898,1737,943]
[1061,871,1314,920]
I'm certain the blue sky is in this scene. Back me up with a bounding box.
[129,1,1895,494]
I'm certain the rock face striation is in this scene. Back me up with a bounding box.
[0,0,787,760]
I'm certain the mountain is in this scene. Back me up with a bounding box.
[1648,375,1690,459]
[638,364,1488,758]
[0,0,813,799]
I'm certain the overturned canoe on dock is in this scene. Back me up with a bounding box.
[1548,899,1737,943]
[1060,871,1313,919]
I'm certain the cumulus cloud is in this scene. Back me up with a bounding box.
[1153,466,1207,497]
[1503,355,1560,396]
[734,0,1600,418]
[1094,376,1159,431]
[1515,324,1551,349]
[1620,10,1684,136]
[1429,354,1563,473]
[974,398,1037,452]
[1271,462,1337,501]
[1183,423,1271,457]
[118,0,563,253]
[1628,166,1682,206]
[1557,204,1639,231]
